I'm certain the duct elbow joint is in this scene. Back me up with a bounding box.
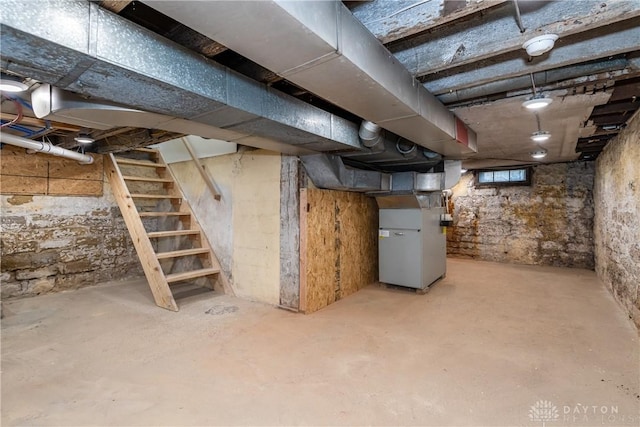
[359,121,382,148]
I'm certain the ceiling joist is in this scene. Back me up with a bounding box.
[391,0,640,78]
[423,24,640,94]
[349,0,509,45]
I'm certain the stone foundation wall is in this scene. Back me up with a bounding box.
[594,111,640,328]
[447,162,595,269]
[1,176,144,299]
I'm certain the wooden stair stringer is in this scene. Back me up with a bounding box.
[106,154,179,311]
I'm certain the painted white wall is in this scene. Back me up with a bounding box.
[152,136,237,164]
[170,149,281,305]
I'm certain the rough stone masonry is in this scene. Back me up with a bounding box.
[447,162,595,269]
[594,111,640,328]
[1,182,144,299]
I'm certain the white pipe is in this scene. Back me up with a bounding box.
[0,132,94,164]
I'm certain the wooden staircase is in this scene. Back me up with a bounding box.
[106,148,223,311]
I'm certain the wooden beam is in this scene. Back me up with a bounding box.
[98,0,131,14]
[350,0,509,44]
[423,24,640,94]
[181,137,221,201]
[393,1,640,78]
[0,113,82,132]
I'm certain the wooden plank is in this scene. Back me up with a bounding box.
[139,212,190,217]
[166,267,220,283]
[130,193,182,199]
[131,148,159,154]
[121,175,173,184]
[48,155,103,180]
[181,137,221,200]
[105,154,178,311]
[113,157,166,168]
[147,229,199,238]
[98,0,131,13]
[156,248,209,260]
[279,155,300,310]
[0,175,47,194]
[0,113,82,132]
[48,178,103,196]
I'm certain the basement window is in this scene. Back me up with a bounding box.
[475,168,531,186]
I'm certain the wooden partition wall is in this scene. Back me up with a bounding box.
[299,188,378,313]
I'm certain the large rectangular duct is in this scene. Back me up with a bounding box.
[147,0,478,157]
[0,0,364,156]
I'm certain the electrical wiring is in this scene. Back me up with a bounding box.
[0,97,23,129]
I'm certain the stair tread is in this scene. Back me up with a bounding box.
[156,248,210,259]
[166,267,220,283]
[130,193,181,199]
[147,229,200,238]
[114,157,166,167]
[122,175,173,183]
[139,211,190,217]
[131,148,159,153]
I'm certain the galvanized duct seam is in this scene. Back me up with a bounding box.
[0,0,362,155]
[147,0,478,157]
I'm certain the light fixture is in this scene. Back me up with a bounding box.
[530,130,551,142]
[522,34,558,56]
[74,133,95,144]
[461,168,468,174]
[0,73,28,92]
[522,94,553,110]
[530,114,551,142]
[522,74,552,110]
[531,148,548,159]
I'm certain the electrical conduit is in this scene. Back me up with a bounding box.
[0,132,94,164]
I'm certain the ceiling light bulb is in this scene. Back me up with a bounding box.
[531,148,548,159]
[530,131,551,142]
[522,95,553,110]
[522,34,559,56]
[461,169,468,174]
[0,73,28,92]
[74,133,94,144]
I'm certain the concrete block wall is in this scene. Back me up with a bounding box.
[447,162,595,269]
[594,111,640,328]
[1,178,144,299]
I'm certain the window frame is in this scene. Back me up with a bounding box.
[474,167,532,187]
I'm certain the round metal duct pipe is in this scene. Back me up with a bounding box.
[359,120,382,148]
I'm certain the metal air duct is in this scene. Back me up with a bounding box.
[0,0,365,156]
[147,0,478,157]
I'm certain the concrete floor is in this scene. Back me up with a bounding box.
[2,258,638,426]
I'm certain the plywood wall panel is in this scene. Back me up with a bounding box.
[300,188,378,314]
[0,175,47,194]
[49,155,103,180]
[48,178,103,196]
[0,148,103,196]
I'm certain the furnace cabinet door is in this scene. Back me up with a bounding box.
[378,229,422,288]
